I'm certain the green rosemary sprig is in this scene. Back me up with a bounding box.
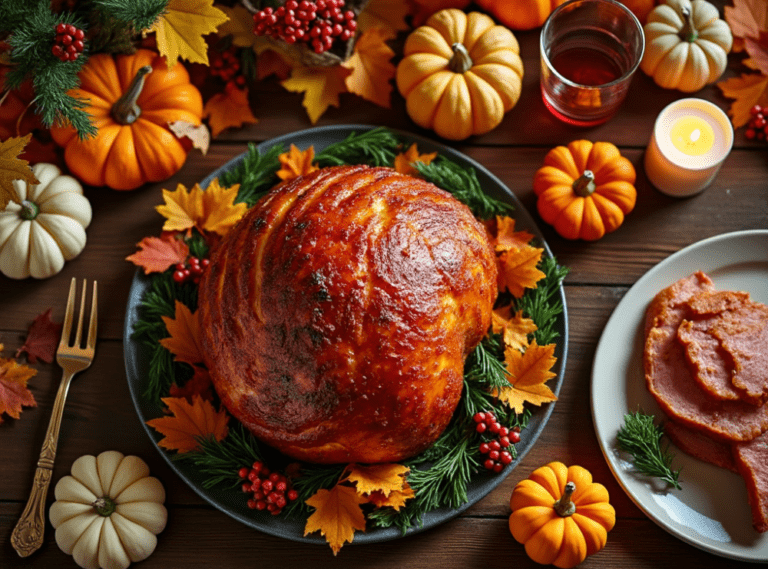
[616,411,682,490]
[219,143,284,207]
[413,157,514,220]
[314,127,401,167]
[514,256,569,346]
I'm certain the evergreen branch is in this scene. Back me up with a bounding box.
[314,127,400,167]
[89,0,169,33]
[514,256,569,346]
[220,143,283,207]
[414,157,514,220]
[617,411,682,490]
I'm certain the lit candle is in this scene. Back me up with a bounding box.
[644,98,733,197]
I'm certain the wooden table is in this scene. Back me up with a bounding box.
[2,7,767,568]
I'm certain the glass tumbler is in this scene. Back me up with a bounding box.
[540,0,645,126]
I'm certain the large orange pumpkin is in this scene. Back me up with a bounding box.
[50,49,203,190]
[475,0,568,30]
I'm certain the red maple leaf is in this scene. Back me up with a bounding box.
[15,309,62,364]
[126,235,190,274]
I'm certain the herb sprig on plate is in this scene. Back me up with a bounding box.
[617,411,682,490]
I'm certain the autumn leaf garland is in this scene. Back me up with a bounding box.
[130,129,567,553]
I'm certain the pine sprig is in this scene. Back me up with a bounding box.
[514,256,569,346]
[90,0,169,33]
[414,157,514,220]
[616,411,682,490]
[314,127,401,167]
[220,143,283,207]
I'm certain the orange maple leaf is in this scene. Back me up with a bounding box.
[0,356,37,423]
[358,0,411,39]
[304,484,367,555]
[490,216,535,253]
[146,395,229,453]
[491,306,537,353]
[257,49,293,80]
[276,144,320,181]
[169,365,214,402]
[494,341,558,415]
[718,72,768,127]
[497,245,546,298]
[393,143,437,176]
[366,481,415,511]
[160,301,204,366]
[203,86,258,137]
[156,178,248,236]
[126,235,189,275]
[725,0,767,40]
[282,65,351,124]
[345,463,410,497]
[342,27,396,108]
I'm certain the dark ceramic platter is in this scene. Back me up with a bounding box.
[123,125,569,545]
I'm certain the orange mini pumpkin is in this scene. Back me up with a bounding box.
[475,0,568,31]
[509,462,616,569]
[50,49,203,190]
[533,140,636,241]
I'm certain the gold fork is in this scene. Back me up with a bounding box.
[11,278,98,558]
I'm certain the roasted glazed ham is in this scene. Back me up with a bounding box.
[198,165,498,464]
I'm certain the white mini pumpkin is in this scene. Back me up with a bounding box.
[49,451,167,569]
[0,162,91,279]
[640,0,732,93]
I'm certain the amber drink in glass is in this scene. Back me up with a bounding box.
[540,0,644,126]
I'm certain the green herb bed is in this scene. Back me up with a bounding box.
[123,125,569,543]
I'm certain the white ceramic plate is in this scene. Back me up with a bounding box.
[592,229,768,563]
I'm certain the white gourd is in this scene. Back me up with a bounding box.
[640,0,732,93]
[50,451,167,569]
[0,163,91,279]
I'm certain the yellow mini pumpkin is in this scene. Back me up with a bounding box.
[396,9,523,141]
[640,0,732,93]
[509,462,616,569]
[533,140,637,241]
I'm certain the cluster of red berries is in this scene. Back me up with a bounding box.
[52,23,85,62]
[473,411,521,473]
[210,47,247,91]
[238,461,299,514]
[745,105,768,142]
[253,0,358,54]
[172,256,210,284]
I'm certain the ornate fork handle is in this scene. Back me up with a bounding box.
[11,369,75,557]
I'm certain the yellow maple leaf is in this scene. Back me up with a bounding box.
[366,481,415,511]
[358,0,411,39]
[494,341,558,415]
[150,0,229,66]
[491,216,535,253]
[492,307,537,353]
[393,143,437,176]
[203,86,259,137]
[345,463,410,497]
[0,134,39,209]
[217,5,258,48]
[282,65,351,124]
[304,484,367,555]
[156,178,247,236]
[718,72,768,127]
[146,395,229,453]
[498,245,546,298]
[276,144,320,181]
[342,27,396,108]
[160,300,204,366]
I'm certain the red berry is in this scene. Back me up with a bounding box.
[52,45,64,57]
[473,412,485,423]
[173,270,186,283]
[476,422,487,434]
[261,480,274,492]
[252,490,264,500]
[493,462,503,473]
[248,470,259,482]
[509,430,521,444]
[489,422,501,434]
[288,489,299,501]
[483,459,495,470]
[275,481,288,493]
[750,104,763,115]
[66,24,76,35]
[74,29,84,40]
[489,450,500,461]
[489,440,501,452]
[479,442,490,454]
[500,451,513,465]
[255,500,267,510]
[746,128,756,140]
[276,496,287,509]
[238,467,249,478]
[499,436,510,448]
[241,483,251,493]
[61,34,72,46]
[247,499,258,509]
[56,23,67,34]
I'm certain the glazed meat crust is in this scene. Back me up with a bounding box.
[198,165,498,463]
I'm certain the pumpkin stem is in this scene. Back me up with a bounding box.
[553,481,577,517]
[449,43,473,73]
[679,6,698,43]
[111,65,153,125]
[572,170,596,197]
[19,200,39,221]
[91,497,117,517]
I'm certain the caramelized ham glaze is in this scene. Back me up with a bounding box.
[198,165,498,463]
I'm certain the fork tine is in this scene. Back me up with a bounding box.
[59,278,77,350]
[86,281,98,351]
[73,279,87,348]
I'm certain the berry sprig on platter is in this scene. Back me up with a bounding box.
[128,127,569,553]
[744,104,768,142]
